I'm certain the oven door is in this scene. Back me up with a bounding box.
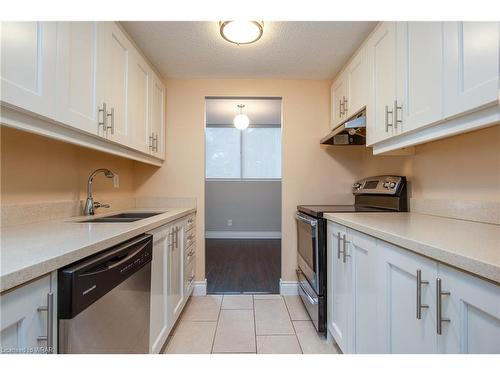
[295,212,319,293]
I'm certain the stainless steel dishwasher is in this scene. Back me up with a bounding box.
[58,234,152,353]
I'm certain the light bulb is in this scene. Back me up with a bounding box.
[233,114,250,130]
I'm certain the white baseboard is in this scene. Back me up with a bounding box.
[205,231,281,239]
[280,279,299,295]
[192,279,207,296]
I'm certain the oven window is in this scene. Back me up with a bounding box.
[297,218,316,273]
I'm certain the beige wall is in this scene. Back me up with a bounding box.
[133,78,366,281]
[0,127,136,205]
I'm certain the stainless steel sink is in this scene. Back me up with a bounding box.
[80,211,166,223]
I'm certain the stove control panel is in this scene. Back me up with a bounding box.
[352,176,406,195]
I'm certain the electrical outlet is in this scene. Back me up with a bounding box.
[113,174,120,188]
[227,219,232,226]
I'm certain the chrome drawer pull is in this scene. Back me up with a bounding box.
[37,292,54,353]
[385,105,393,132]
[436,278,451,335]
[342,234,350,263]
[337,231,342,259]
[416,269,429,319]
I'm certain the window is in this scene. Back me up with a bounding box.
[205,126,281,179]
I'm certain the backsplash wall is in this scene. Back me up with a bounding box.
[0,127,137,205]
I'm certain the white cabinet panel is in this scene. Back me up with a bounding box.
[150,72,165,158]
[444,22,500,118]
[169,223,184,322]
[56,22,106,136]
[330,75,347,129]
[437,264,500,354]
[345,47,367,117]
[378,240,438,353]
[148,225,171,354]
[128,51,151,153]
[349,229,384,353]
[0,22,56,118]
[327,221,352,353]
[366,22,397,145]
[0,274,55,354]
[397,22,444,133]
[103,22,131,145]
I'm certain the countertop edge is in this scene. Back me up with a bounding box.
[324,213,500,285]
[0,207,196,293]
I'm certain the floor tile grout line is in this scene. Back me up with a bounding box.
[283,295,304,354]
[210,295,224,354]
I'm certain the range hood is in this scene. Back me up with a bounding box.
[320,111,366,145]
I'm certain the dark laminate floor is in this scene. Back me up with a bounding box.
[206,239,281,294]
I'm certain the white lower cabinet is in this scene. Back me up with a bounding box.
[148,214,195,353]
[327,222,351,353]
[437,264,500,354]
[0,273,57,354]
[326,219,500,354]
[378,240,438,353]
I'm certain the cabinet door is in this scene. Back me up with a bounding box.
[0,22,56,118]
[437,264,500,353]
[330,74,347,129]
[396,22,444,133]
[103,22,132,145]
[378,240,438,353]
[169,224,184,322]
[345,47,367,118]
[0,274,54,354]
[56,22,106,136]
[327,221,352,353]
[443,22,500,118]
[150,72,165,158]
[148,225,170,354]
[366,22,397,145]
[128,51,151,153]
[349,229,384,353]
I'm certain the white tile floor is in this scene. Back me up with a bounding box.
[163,294,341,354]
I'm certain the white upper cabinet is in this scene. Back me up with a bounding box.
[102,22,132,145]
[128,50,151,153]
[443,22,500,118]
[344,47,367,118]
[0,22,57,118]
[56,22,106,136]
[366,22,397,145]
[396,22,444,133]
[150,71,166,158]
[330,73,347,128]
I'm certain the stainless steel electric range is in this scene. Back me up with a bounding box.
[295,175,408,336]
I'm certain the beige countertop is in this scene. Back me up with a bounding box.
[0,207,195,293]
[323,212,500,284]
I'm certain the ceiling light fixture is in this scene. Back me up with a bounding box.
[233,104,250,130]
[219,21,264,45]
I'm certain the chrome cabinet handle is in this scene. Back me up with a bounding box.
[149,134,154,150]
[106,107,114,135]
[154,134,159,152]
[98,102,108,134]
[385,105,393,132]
[337,231,342,259]
[436,278,451,335]
[416,269,429,319]
[37,292,54,353]
[339,99,343,117]
[394,100,402,129]
[343,96,348,115]
[342,234,350,263]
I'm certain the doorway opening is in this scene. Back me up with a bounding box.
[204,97,282,294]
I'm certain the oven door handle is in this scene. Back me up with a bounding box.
[295,213,317,227]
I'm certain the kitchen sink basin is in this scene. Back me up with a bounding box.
[80,211,166,223]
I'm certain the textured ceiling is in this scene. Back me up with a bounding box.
[121,21,377,79]
[206,98,281,125]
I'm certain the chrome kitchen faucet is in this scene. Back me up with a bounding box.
[84,168,115,215]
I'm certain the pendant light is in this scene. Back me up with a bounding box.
[233,104,250,130]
